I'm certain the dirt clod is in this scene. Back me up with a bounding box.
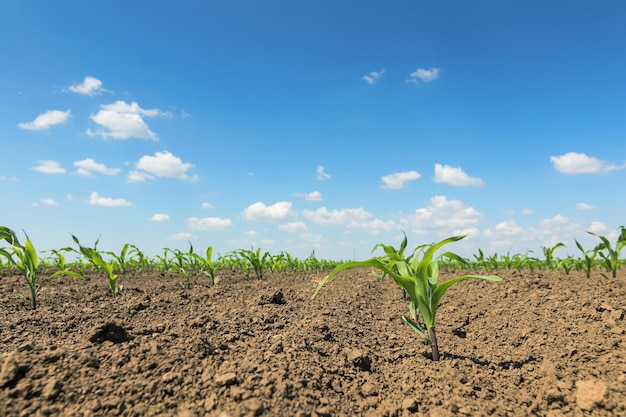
[88,322,131,344]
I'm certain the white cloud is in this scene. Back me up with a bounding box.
[151,213,170,222]
[87,100,171,140]
[186,217,233,230]
[202,202,215,209]
[381,171,421,189]
[406,68,440,85]
[294,191,323,201]
[31,160,66,174]
[89,191,131,207]
[576,203,596,211]
[242,201,296,223]
[401,196,483,235]
[19,110,71,130]
[362,69,385,85]
[279,221,309,234]
[317,165,331,180]
[127,171,155,183]
[66,194,74,202]
[349,218,400,235]
[73,158,121,176]
[550,152,625,175]
[40,198,58,206]
[521,208,534,215]
[433,164,484,186]
[303,207,371,226]
[587,221,607,234]
[133,151,196,181]
[68,76,106,96]
[483,220,523,238]
[167,232,197,241]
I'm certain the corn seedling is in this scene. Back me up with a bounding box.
[0,226,82,309]
[229,248,272,279]
[72,235,123,296]
[190,246,220,285]
[313,234,501,361]
[589,226,626,279]
[575,240,597,278]
[542,242,565,271]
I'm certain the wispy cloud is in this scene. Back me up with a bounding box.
[406,68,440,85]
[242,201,296,223]
[87,100,171,140]
[550,152,625,174]
[381,170,421,189]
[129,151,197,182]
[73,158,121,176]
[68,76,106,96]
[303,207,371,226]
[167,232,197,241]
[31,160,66,174]
[19,110,71,130]
[40,198,58,206]
[433,164,484,186]
[89,191,131,207]
[201,202,215,209]
[575,202,596,211]
[317,165,331,180]
[278,221,309,234]
[362,69,385,85]
[186,217,233,230]
[294,191,323,201]
[151,213,170,222]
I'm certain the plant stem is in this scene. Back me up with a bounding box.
[429,327,440,361]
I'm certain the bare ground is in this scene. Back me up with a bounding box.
[1,267,625,416]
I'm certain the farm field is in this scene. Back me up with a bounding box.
[1,267,624,417]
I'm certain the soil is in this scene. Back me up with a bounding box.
[1,267,625,417]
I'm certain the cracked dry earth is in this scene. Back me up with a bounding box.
[1,268,625,417]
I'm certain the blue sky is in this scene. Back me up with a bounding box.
[1,1,625,261]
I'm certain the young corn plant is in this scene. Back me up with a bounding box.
[575,240,597,279]
[190,245,220,285]
[589,226,626,279]
[312,234,501,361]
[72,235,123,296]
[0,226,82,309]
[542,242,565,271]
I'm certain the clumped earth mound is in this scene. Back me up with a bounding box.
[1,268,624,416]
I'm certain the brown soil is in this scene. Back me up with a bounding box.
[1,268,625,416]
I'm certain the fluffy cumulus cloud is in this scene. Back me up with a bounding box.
[186,217,233,230]
[19,110,71,130]
[362,69,385,85]
[31,160,66,174]
[68,76,106,96]
[406,68,440,85]
[202,202,215,209]
[89,191,131,207]
[316,165,331,180]
[73,158,120,176]
[242,201,296,223]
[381,171,421,189]
[587,221,607,234]
[151,213,170,222]
[87,100,171,140]
[294,191,323,201]
[303,207,398,234]
[401,196,483,236]
[433,164,484,186]
[550,152,625,175]
[129,151,197,182]
[278,221,309,234]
